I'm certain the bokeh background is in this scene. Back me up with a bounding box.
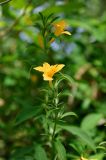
[0,0,106,159]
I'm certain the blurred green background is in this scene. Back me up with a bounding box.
[0,0,106,159]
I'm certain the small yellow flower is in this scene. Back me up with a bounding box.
[50,20,71,43]
[38,20,71,47]
[34,62,65,81]
[53,20,71,36]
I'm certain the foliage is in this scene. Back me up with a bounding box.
[0,0,106,160]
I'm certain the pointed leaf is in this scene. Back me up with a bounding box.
[59,125,96,152]
[61,112,77,119]
[81,113,103,131]
[35,145,48,160]
[55,140,67,160]
[15,106,42,125]
[60,73,75,84]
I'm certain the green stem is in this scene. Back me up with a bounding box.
[51,87,59,160]
[52,111,58,141]
[51,111,58,160]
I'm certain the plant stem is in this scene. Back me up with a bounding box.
[51,111,58,160]
[51,87,59,160]
[52,111,58,141]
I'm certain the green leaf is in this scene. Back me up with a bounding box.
[35,145,48,160]
[81,98,91,109]
[89,153,104,160]
[59,73,75,84]
[61,112,77,119]
[39,12,45,26]
[81,113,103,131]
[10,146,33,159]
[69,139,86,155]
[15,106,42,125]
[55,140,67,160]
[58,125,96,152]
[46,13,54,21]
[49,16,59,24]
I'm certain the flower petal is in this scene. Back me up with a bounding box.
[62,31,71,35]
[54,20,67,29]
[55,64,65,72]
[34,66,44,72]
[43,63,51,72]
[43,73,53,81]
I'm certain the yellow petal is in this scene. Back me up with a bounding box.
[43,63,51,72]
[54,27,64,36]
[34,66,44,72]
[62,31,71,35]
[54,20,67,29]
[43,73,53,81]
[58,20,67,27]
[53,20,71,37]
[43,62,50,68]
[55,64,65,72]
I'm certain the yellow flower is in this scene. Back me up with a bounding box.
[50,20,71,43]
[38,20,71,47]
[33,62,65,81]
[53,20,71,36]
